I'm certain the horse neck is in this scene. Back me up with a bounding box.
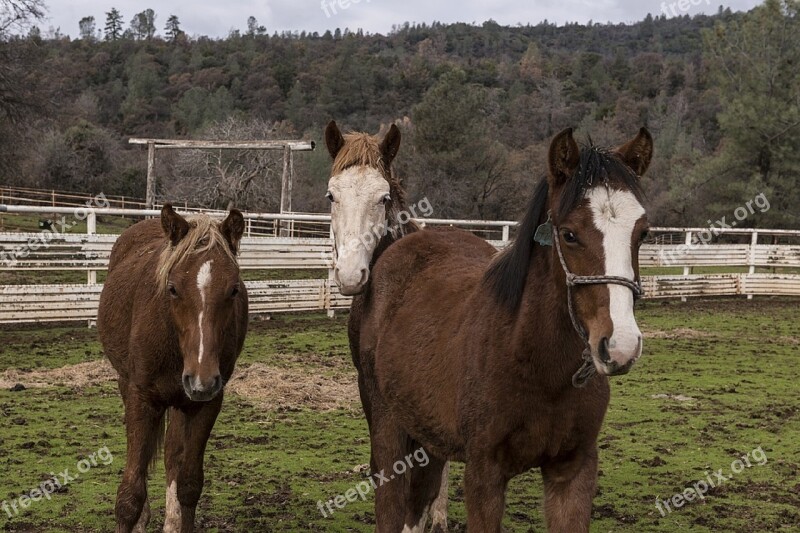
[511,244,586,387]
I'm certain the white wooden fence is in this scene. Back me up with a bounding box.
[0,206,798,324]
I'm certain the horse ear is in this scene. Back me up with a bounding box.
[325,120,345,159]
[547,127,580,187]
[614,127,653,177]
[161,204,190,246]
[380,124,401,166]
[220,209,245,254]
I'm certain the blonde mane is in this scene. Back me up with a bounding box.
[156,215,237,292]
[332,132,388,179]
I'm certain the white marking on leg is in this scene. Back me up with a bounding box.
[196,260,213,364]
[430,461,449,531]
[164,479,182,533]
[587,188,645,364]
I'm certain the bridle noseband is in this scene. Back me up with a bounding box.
[536,213,644,388]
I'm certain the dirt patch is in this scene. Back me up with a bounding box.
[651,393,697,402]
[226,363,357,411]
[0,359,117,389]
[2,360,358,412]
[641,327,714,339]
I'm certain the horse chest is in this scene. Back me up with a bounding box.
[490,391,608,475]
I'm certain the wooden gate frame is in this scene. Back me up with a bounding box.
[128,138,315,235]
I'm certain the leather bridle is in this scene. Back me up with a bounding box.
[538,215,644,388]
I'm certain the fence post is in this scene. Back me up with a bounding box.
[681,230,692,302]
[280,146,292,237]
[145,141,156,209]
[747,230,758,300]
[327,223,335,318]
[87,211,97,286]
[502,224,510,244]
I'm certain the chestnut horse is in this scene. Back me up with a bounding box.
[324,121,450,531]
[357,127,653,531]
[98,205,248,533]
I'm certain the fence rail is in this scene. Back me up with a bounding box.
[0,205,798,324]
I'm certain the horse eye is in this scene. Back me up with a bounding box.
[168,284,178,297]
[640,230,650,242]
[563,230,578,244]
[325,191,334,203]
[380,194,391,205]
[231,284,240,297]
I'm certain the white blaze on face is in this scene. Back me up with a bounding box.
[328,166,390,295]
[587,188,645,365]
[196,259,213,364]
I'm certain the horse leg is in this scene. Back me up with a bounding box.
[115,391,164,533]
[163,408,185,533]
[172,394,224,533]
[371,410,410,532]
[541,446,598,533]
[403,448,449,533]
[463,457,508,533]
[117,379,152,533]
[429,461,450,532]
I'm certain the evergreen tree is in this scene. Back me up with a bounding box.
[164,14,182,42]
[701,0,800,226]
[103,8,123,41]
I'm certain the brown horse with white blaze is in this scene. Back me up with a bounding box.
[324,120,450,531]
[98,205,248,533]
[357,127,653,531]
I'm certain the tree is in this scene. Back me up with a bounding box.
[246,15,265,37]
[103,8,123,41]
[78,16,95,41]
[130,9,156,40]
[407,69,512,218]
[0,0,46,35]
[701,0,800,227]
[164,14,182,42]
[163,117,290,211]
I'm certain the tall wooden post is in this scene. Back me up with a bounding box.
[145,141,156,209]
[280,145,292,237]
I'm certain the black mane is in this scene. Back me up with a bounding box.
[483,145,645,310]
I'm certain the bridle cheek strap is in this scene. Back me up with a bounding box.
[552,225,644,388]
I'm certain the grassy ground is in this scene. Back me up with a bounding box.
[0,299,798,532]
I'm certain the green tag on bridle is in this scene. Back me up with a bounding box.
[534,216,554,247]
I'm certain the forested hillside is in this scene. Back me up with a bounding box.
[1,0,798,227]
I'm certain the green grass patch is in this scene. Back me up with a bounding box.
[0,299,798,531]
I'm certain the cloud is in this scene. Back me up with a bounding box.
[42,0,761,39]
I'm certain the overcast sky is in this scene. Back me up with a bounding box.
[44,0,763,39]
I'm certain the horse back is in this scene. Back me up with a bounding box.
[98,219,167,376]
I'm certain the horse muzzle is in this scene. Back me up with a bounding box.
[182,373,223,402]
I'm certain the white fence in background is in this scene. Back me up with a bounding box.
[0,206,798,324]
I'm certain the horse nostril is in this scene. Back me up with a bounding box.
[212,375,222,393]
[182,374,193,392]
[359,268,368,285]
[599,337,611,363]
